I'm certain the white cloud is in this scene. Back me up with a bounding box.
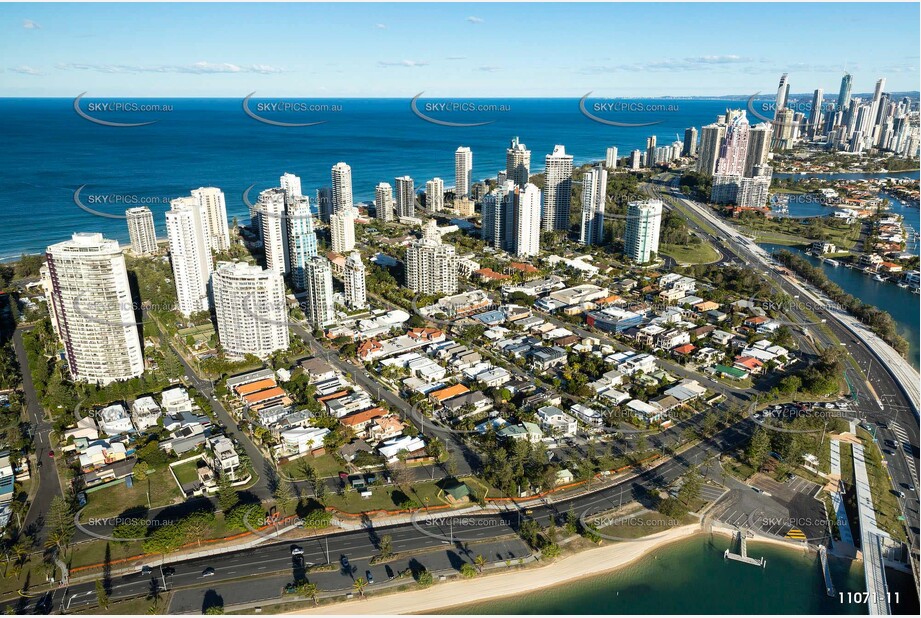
[467,16,484,24]
[446,56,467,61]
[478,66,501,73]
[581,55,755,74]
[56,61,286,74]
[22,19,40,29]
[378,59,428,68]
[8,65,41,75]
[375,23,387,29]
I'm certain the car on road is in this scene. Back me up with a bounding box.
[48,450,54,458]
[366,570,374,584]
[202,567,215,577]
[140,566,152,575]
[291,546,304,556]
[895,490,906,499]
[752,487,763,494]
[163,566,175,576]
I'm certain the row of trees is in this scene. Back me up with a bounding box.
[774,250,909,355]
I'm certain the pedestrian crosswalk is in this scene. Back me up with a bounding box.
[890,423,916,479]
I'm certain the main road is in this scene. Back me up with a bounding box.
[5,416,753,614]
[651,176,920,557]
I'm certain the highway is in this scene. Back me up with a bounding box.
[649,176,920,559]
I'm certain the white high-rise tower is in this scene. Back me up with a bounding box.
[280,172,302,198]
[542,145,573,232]
[426,177,445,212]
[395,176,415,218]
[331,162,353,216]
[375,182,394,222]
[513,184,541,258]
[212,261,289,359]
[43,233,145,384]
[344,252,367,310]
[330,209,356,254]
[166,196,213,316]
[303,256,336,328]
[287,195,317,290]
[406,220,458,294]
[191,187,229,253]
[624,200,663,264]
[257,188,289,276]
[506,137,531,187]
[455,146,473,198]
[580,166,607,245]
[126,206,158,255]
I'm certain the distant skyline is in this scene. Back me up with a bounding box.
[1,2,919,98]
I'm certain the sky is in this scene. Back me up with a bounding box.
[1,2,919,98]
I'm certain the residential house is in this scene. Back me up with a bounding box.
[131,396,162,431]
[98,403,134,435]
[536,406,578,437]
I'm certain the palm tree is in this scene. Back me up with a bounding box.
[352,577,367,598]
[474,554,487,573]
[299,582,319,606]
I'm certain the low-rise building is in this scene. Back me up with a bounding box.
[98,404,134,435]
[206,435,241,479]
[131,397,162,432]
[536,406,578,437]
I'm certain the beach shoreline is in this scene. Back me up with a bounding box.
[288,524,837,616]
[291,524,704,616]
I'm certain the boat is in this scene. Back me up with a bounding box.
[825,259,840,267]
[844,263,854,269]
[873,274,886,282]
[897,283,909,289]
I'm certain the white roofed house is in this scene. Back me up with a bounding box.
[378,435,426,462]
[571,403,602,427]
[618,353,657,376]
[536,406,578,437]
[205,435,242,480]
[97,403,134,435]
[161,387,194,414]
[279,426,330,457]
[626,399,664,423]
[131,396,162,432]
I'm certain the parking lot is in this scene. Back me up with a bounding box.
[711,472,828,544]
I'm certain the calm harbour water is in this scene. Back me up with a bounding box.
[443,534,919,615]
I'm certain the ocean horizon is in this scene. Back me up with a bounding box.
[2,96,765,259]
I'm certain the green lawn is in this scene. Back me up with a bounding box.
[80,468,183,520]
[661,241,721,265]
[171,459,204,486]
[278,454,344,480]
[67,539,145,569]
[324,481,448,513]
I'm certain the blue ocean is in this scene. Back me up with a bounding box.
[0,96,743,258]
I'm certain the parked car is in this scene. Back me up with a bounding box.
[140,566,152,576]
[341,556,350,569]
[366,570,374,584]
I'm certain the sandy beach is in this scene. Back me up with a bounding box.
[291,523,703,615]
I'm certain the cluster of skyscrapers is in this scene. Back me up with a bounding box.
[772,73,919,156]
[694,109,774,208]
